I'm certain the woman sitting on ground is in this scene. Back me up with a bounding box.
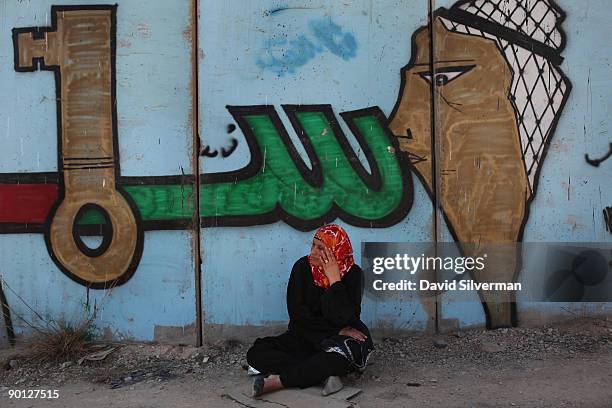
[246,224,374,397]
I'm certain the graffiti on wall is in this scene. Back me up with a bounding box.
[1,1,596,330]
[202,105,413,229]
[200,137,238,158]
[388,0,572,327]
[12,5,144,287]
[256,17,358,76]
[585,143,612,167]
[585,142,611,233]
[1,6,413,288]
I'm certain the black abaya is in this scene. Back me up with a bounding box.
[246,256,373,388]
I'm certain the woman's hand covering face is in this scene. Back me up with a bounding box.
[320,246,341,285]
[309,239,341,286]
[307,224,355,289]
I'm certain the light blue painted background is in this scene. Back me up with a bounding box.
[198,0,437,331]
[0,0,196,341]
[432,0,612,326]
[199,0,612,332]
[1,0,611,343]
[516,0,612,322]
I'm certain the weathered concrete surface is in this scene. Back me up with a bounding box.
[153,323,197,345]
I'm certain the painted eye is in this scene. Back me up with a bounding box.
[419,72,463,86]
[416,65,475,87]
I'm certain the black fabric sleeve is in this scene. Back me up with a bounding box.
[286,259,337,338]
[320,265,363,328]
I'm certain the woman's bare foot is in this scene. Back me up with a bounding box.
[252,375,284,397]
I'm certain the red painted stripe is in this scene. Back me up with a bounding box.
[0,184,58,223]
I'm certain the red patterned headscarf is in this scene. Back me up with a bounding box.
[307,224,355,289]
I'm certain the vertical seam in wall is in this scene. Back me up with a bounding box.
[0,277,16,346]
[191,0,203,347]
[428,0,441,334]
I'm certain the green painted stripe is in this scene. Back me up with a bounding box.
[78,111,405,225]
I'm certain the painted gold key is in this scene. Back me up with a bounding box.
[14,6,143,286]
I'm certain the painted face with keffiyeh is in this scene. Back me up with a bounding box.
[307,224,355,289]
[387,0,571,328]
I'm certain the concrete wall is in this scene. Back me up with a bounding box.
[0,0,611,345]
[0,0,197,343]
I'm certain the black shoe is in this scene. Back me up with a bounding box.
[251,376,265,398]
[321,376,343,396]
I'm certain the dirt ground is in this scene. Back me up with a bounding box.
[1,317,612,408]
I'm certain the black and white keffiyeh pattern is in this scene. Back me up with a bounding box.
[437,0,571,194]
